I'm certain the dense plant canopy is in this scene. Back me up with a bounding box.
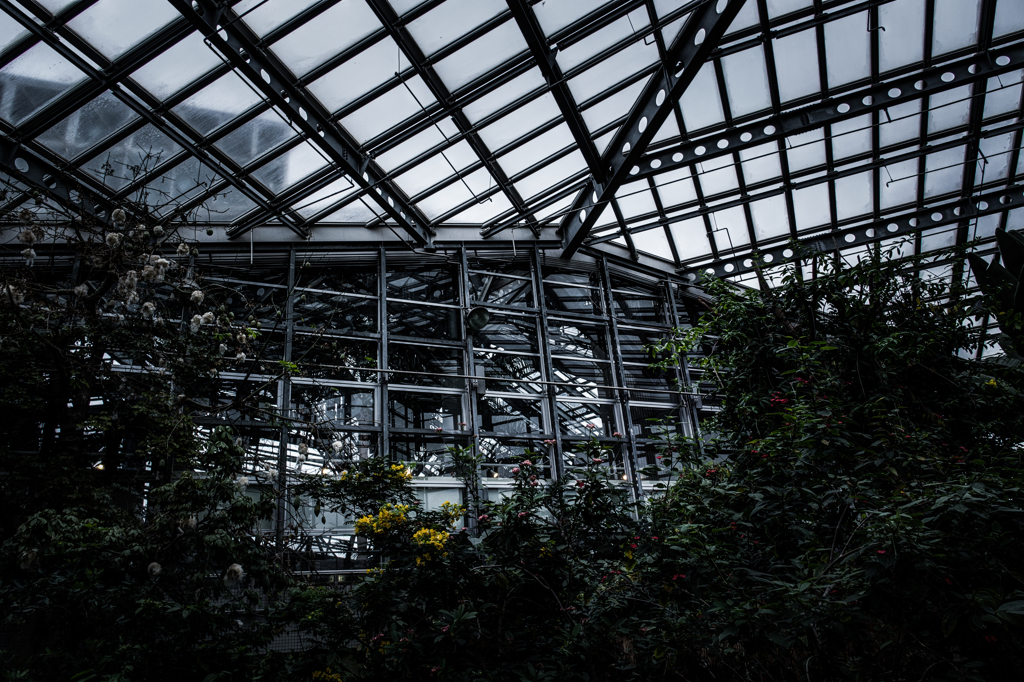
[3,245,1024,681]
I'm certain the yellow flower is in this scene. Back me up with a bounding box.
[986,378,998,387]
[412,527,449,565]
[439,501,467,527]
[354,504,411,536]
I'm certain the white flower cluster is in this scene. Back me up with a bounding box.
[190,289,204,304]
[17,229,37,245]
[74,284,88,298]
[105,232,122,248]
[3,285,25,305]
[236,476,249,490]
[141,301,156,319]
[331,440,343,453]
[111,208,126,225]
[147,561,162,578]
[141,254,171,283]
[117,270,138,304]
[176,242,190,256]
[22,248,36,266]
[223,563,244,587]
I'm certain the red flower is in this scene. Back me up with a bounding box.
[877,550,886,554]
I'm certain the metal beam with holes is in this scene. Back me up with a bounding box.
[170,0,432,245]
[589,118,1024,245]
[0,136,119,225]
[633,41,1024,182]
[684,183,1023,279]
[506,0,604,182]
[559,0,743,258]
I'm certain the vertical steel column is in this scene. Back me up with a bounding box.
[459,246,483,511]
[379,248,391,461]
[275,247,296,551]
[600,257,642,506]
[666,282,702,441]
[532,248,563,480]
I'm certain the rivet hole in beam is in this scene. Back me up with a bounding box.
[634,42,1024,182]
[178,0,432,245]
[685,184,1024,280]
[559,0,742,259]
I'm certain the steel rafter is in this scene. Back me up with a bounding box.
[558,0,744,258]
[506,0,603,181]
[686,183,1024,279]
[0,0,303,235]
[633,41,1024,183]
[171,0,432,245]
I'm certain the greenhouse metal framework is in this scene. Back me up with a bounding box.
[2,0,1022,567]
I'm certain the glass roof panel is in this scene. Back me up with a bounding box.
[394,141,478,197]
[406,0,506,57]
[695,156,739,197]
[976,132,1014,184]
[791,182,830,229]
[65,0,179,61]
[433,19,527,93]
[880,158,918,210]
[555,9,649,73]
[711,205,750,249]
[415,176,475,219]
[213,107,297,168]
[878,0,924,73]
[725,0,760,36]
[834,172,873,221]
[497,123,576,177]
[129,32,222,101]
[650,114,680,146]
[766,0,813,18]
[234,0,320,38]
[0,41,87,126]
[659,15,687,48]
[202,185,258,222]
[477,92,561,150]
[322,197,379,222]
[616,184,657,221]
[927,85,972,134]
[447,190,514,223]
[750,194,790,241]
[293,176,357,218]
[461,68,546,124]
[739,143,783,185]
[270,0,381,77]
[143,156,221,215]
[339,76,436,143]
[923,145,964,198]
[632,226,672,258]
[35,0,77,12]
[83,123,183,190]
[879,100,921,148]
[654,168,697,208]
[250,140,330,195]
[669,217,713,260]
[680,62,725,132]
[581,79,645,134]
[931,0,980,57]
[0,9,29,53]
[983,71,1023,119]
[388,0,432,16]
[307,36,406,114]
[785,128,826,172]
[831,115,872,161]
[720,47,771,117]
[994,0,1024,38]
[513,150,586,200]
[824,12,870,89]
[566,40,657,104]
[35,89,138,160]
[374,120,458,173]
[773,28,819,103]
[172,71,264,136]
[534,0,619,37]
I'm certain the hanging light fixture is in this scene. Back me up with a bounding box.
[466,306,491,331]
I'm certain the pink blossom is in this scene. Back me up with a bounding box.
[584,423,596,429]
[522,459,532,466]
[511,467,520,474]
[612,432,623,437]
[518,512,527,518]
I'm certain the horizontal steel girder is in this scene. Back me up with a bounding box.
[684,183,1023,279]
[559,0,744,258]
[172,0,432,245]
[633,41,1024,182]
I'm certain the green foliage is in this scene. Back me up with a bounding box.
[968,227,1024,352]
